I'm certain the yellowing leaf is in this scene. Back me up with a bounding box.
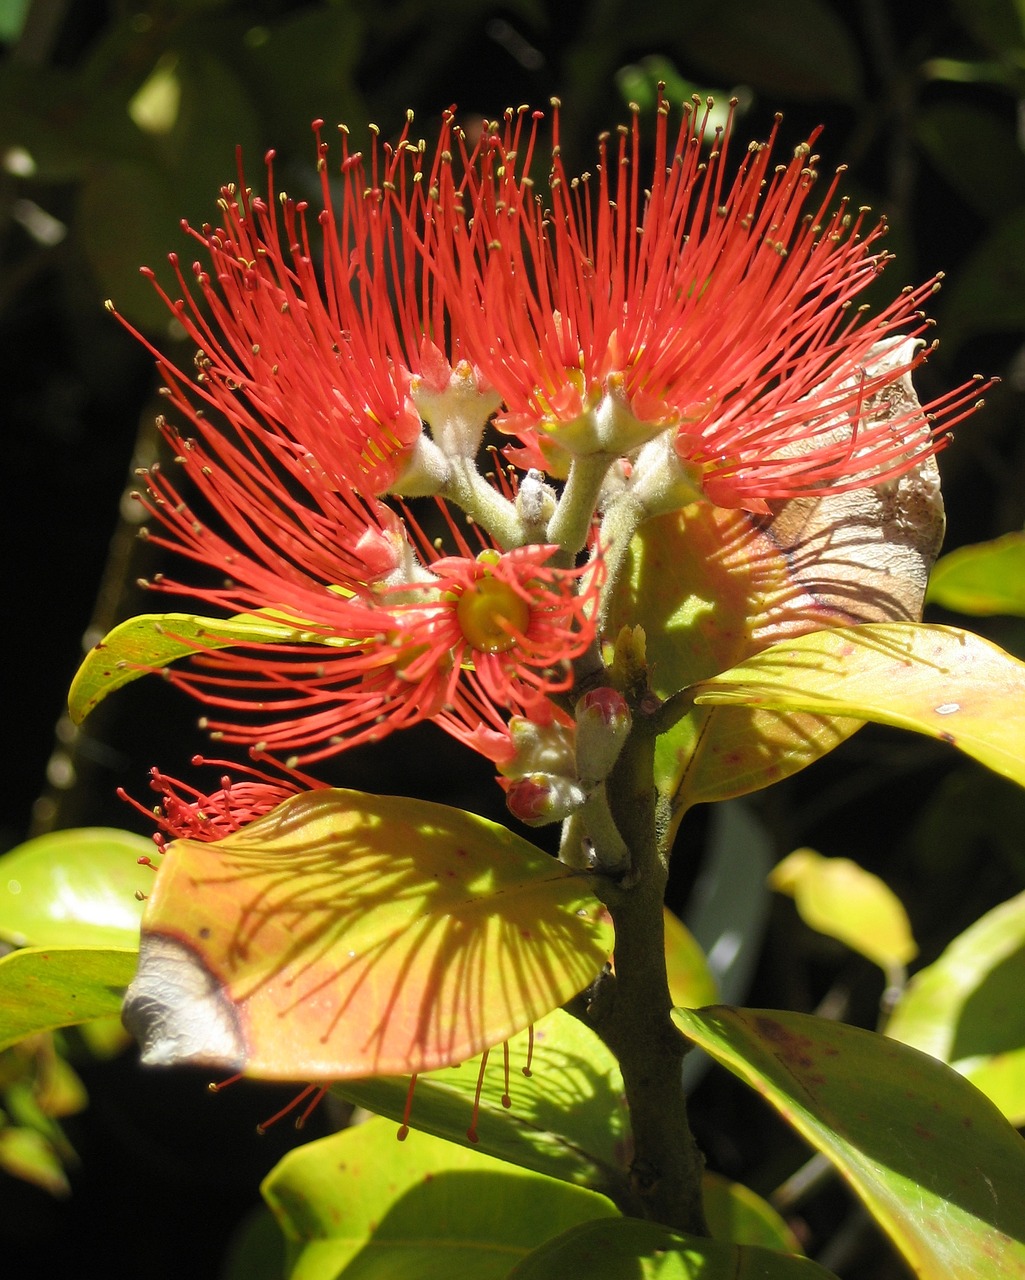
[927,530,1025,616]
[694,622,1025,787]
[770,849,917,971]
[122,789,612,1079]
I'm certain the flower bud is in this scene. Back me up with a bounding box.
[574,687,631,785]
[505,773,587,825]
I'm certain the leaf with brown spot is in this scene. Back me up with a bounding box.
[674,1006,1025,1278]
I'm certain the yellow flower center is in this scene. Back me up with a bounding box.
[456,573,530,654]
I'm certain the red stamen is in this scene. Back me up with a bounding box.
[467,1049,489,1143]
[397,1072,418,1141]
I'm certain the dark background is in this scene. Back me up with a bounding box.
[4,1,1025,1275]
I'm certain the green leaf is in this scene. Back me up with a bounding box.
[333,1009,630,1199]
[68,611,335,724]
[769,849,917,972]
[664,909,718,1010]
[693,622,1025,788]
[0,948,138,1052]
[703,1172,802,1251]
[915,103,1025,220]
[506,1217,838,1279]
[0,1125,71,1198]
[261,1114,618,1280]
[0,828,150,949]
[608,441,943,814]
[941,209,1025,345]
[887,888,1025,1125]
[949,0,1025,59]
[681,0,862,101]
[928,531,1025,616]
[122,789,613,1078]
[673,1006,1025,1277]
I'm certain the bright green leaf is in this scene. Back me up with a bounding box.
[693,623,1025,788]
[122,789,613,1079]
[262,1114,618,1280]
[0,828,150,949]
[673,1006,1025,1277]
[333,1009,630,1200]
[887,888,1025,1124]
[0,948,138,1052]
[506,1217,837,1279]
[770,849,917,971]
[927,531,1025,616]
[68,611,335,725]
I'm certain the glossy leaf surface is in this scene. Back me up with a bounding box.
[506,1217,837,1279]
[262,1114,617,1280]
[333,1010,631,1200]
[68,611,335,725]
[694,623,1025,787]
[0,948,138,1051]
[887,888,1025,1125]
[674,1006,1025,1277]
[927,531,1025,616]
[123,789,612,1079]
[0,828,149,949]
[769,849,917,971]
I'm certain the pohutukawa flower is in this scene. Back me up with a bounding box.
[105,89,985,769]
[118,757,309,850]
[418,91,985,509]
[133,442,600,763]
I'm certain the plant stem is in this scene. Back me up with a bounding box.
[587,714,709,1235]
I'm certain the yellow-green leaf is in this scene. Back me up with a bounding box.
[673,1006,1025,1278]
[0,947,138,1051]
[506,1217,837,1279]
[887,888,1025,1125]
[68,611,334,725]
[122,789,612,1079]
[770,849,917,971]
[262,1115,618,1280]
[0,828,149,949]
[693,623,1025,787]
[333,1010,631,1199]
[927,531,1025,616]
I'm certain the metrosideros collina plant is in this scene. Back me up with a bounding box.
[20,90,1025,1272]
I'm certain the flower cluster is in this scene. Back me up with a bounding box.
[108,89,984,775]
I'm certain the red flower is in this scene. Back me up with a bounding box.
[119,757,309,850]
[133,435,599,763]
[418,93,984,508]
[108,92,984,767]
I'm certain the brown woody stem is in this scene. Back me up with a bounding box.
[585,711,708,1235]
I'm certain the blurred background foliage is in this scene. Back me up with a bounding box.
[4,0,1025,1276]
